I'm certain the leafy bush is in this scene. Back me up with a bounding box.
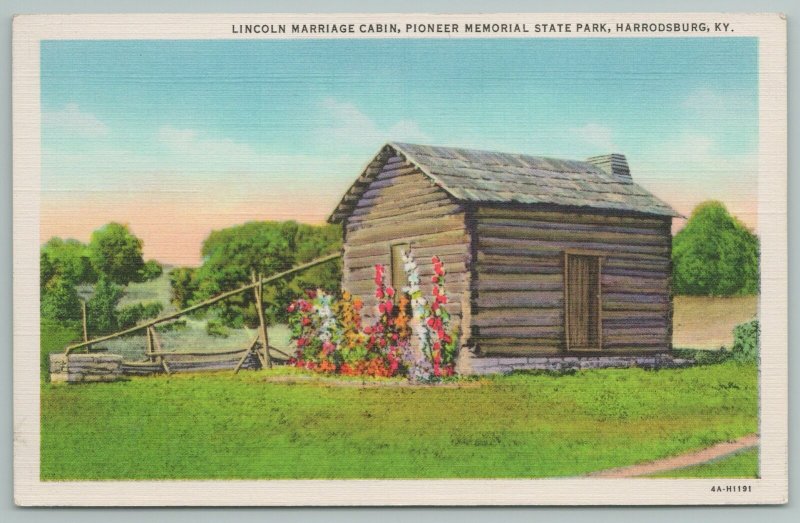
[88,223,146,285]
[137,260,163,282]
[86,276,124,334]
[206,318,230,338]
[731,319,759,364]
[40,275,82,323]
[116,301,164,329]
[672,201,759,296]
[175,221,341,327]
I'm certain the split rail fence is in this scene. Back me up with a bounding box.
[62,253,342,375]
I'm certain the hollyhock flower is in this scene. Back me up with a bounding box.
[302,317,311,326]
[306,289,317,299]
[386,286,395,297]
[297,337,308,348]
[287,303,297,313]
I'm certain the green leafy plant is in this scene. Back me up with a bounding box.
[672,201,759,296]
[731,319,759,364]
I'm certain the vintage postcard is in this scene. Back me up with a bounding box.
[12,13,787,505]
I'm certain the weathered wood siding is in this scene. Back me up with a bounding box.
[342,155,472,337]
[472,205,673,356]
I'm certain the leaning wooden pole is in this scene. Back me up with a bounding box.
[252,271,272,369]
[64,252,341,354]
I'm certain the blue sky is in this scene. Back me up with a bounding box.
[41,37,759,264]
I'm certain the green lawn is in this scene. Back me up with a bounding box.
[41,362,758,480]
[648,448,759,478]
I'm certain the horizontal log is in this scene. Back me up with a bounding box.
[602,274,669,288]
[345,230,470,260]
[477,264,563,275]
[476,252,562,267]
[373,164,419,181]
[602,301,668,312]
[603,293,668,304]
[475,223,668,247]
[348,203,464,232]
[477,325,564,339]
[347,215,466,245]
[360,175,439,200]
[477,236,670,257]
[476,273,562,292]
[477,216,666,237]
[351,192,452,221]
[604,256,670,270]
[601,319,668,330]
[597,345,669,352]
[602,336,668,346]
[472,307,562,327]
[476,206,670,228]
[602,267,670,279]
[601,310,671,321]
[476,290,562,309]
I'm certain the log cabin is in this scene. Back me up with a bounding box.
[328,143,681,373]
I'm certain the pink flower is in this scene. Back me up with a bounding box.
[306,289,317,299]
[386,286,395,297]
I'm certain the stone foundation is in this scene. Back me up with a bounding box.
[467,354,693,375]
[49,353,124,383]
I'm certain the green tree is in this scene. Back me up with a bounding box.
[137,259,164,282]
[40,275,82,322]
[178,221,342,325]
[672,201,759,296]
[87,276,124,334]
[88,223,145,285]
[41,237,97,286]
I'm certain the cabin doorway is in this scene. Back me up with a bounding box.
[565,253,602,351]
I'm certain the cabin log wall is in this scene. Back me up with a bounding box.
[342,155,472,340]
[472,206,673,356]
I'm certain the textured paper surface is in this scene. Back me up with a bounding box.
[13,12,787,506]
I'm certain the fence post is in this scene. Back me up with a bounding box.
[251,271,272,369]
[81,300,91,352]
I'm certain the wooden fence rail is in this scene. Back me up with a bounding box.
[64,252,342,356]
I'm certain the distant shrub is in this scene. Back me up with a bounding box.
[672,201,759,296]
[731,319,759,364]
[137,260,163,282]
[206,318,230,338]
[116,301,164,329]
[672,348,732,366]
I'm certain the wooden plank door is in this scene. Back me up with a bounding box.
[565,254,602,350]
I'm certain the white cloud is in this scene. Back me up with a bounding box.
[570,122,617,152]
[158,126,257,160]
[318,98,430,148]
[43,103,110,137]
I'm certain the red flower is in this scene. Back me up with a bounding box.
[364,326,373,334]
[306,289,317,299]
[386,286,395,297]
[301,317,311,326]
[384,301,394,314]
[287,303,297,313]
[375,288,384,299]
[296,337,308,348]
[378,302,386,314]
[427,317,436,327]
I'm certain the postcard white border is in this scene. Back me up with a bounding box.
[12,12,788,506]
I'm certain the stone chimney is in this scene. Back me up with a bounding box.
[586,153,631,182]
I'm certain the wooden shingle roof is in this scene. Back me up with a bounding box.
[328,142,680,223]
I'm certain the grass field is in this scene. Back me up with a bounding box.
[40,362,757,480]
[648,448,759,478]
[673,295,758,350]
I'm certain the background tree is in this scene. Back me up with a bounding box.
[88,223,146,285]
[40,276,82,323]
[40,237,97,286]
[672,201,759,296]
[176,221,342,325]
[86,276,124,334]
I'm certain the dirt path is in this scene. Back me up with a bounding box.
[588,434,759,478]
